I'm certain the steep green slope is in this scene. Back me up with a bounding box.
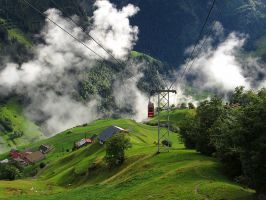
[0,119,255,200]
[112,0,266,65]
[0,18,32,46]
[0,99,45,153]
[2,0,266,66]
[146,109,196,131]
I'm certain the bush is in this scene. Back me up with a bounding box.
[9,131,24,140]
[188,102,195,109]
[0,163,22,180]
[161,140,172,147]
[39,162,46,169]
[180,115,197,149]
[105,133,131,168]
[180,102,187,109]
[0,118,13,133]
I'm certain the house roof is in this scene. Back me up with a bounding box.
[25,151,44,163]
[10,150,30,158]
[39,144,51,153]
[98,126,125,142]
[40,144,50,149]
[75,138,92,147]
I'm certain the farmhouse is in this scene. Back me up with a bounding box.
[10,149,31,160]
[9,150,31,165]
[98,126,127,144]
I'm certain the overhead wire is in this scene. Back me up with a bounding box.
[20,0,219,111]
[48,0,145,91]
[49,0,125,67]
[168,0,217,90]
[179,7,222,83]
[22,0,145,107]
[21,0,106,61]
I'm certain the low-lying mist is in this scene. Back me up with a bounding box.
[179,22,266,94]
[0,2,265,137]
[0,0,143,135]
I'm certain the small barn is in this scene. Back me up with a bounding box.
[98,126,126,144]
[39,144,52,154]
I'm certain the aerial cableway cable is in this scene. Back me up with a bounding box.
[179,7,222,85]
[21,0,130,85]
[168,0,217,90]
[21,0,106,62]
[49,0,125,68]
[21,0,143,101]
[49,0,144,87]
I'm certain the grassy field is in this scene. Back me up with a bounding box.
[0,18,32,47]
[146,109,195,128]
[0,118,255,200]
[7,28,32,46]
[0,100,45,153]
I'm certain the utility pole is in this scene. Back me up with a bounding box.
[156,89,176,153]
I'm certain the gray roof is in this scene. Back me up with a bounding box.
[98,126,125,142]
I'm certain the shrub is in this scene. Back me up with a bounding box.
[39,162,46,169]
[180,115,197,149]
[0,118,13,133]
[188,102,195,109]
[180,102,187,109]
[0,163,22,180]
[9,131,24,140]
[161,140,172,147]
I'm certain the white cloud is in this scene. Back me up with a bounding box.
[89,0,139,60]
[0,0,140,134]
[112,61,148,122]
[182,26,266,92]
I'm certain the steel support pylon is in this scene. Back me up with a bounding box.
[156,89,176,153]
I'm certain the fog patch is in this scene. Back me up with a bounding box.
[180,22,266,93]
[0,0,140,135]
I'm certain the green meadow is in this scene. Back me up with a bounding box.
[0,117,254,200]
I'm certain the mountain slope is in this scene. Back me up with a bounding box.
[0,99,45,153]
[111,0,266,65]
[0,118,255,200]
[2,0,266,66]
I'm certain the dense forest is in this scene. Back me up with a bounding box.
[1,0,266,66]
[180,87,266,197]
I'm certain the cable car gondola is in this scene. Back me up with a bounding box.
[148,101,155,118]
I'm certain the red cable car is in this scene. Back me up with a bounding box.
[148,101,155,118]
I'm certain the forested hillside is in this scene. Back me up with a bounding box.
[111,0,266,65]
[1,0,266,66]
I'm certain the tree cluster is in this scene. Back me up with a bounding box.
[0,163,22,180]
[180,87,266,196]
